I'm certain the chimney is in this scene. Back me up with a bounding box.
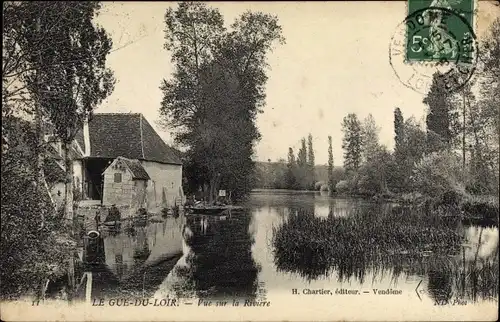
[83,117,90,157]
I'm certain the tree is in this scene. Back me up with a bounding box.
[37,2,113,220]
[3,2,61,222]
[286,147,297,189]
[412,151,465,197]
[160,2,284,202]
[357,145,391,196]
[361,114,380,163]
[465,18,500,194]
[295,137,308,189]
[327,136,335,195]
[394,107,404,160]
[3,2,114,221]
[392,108,406,192]
[401,117,427,191]
[271,158,287,189]
[297,138,307,168]
[341,113,363,176]
[307,133,315,189]
[423,73,457,152]
[1,116,74,298]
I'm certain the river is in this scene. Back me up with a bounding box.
[82,190,498,319]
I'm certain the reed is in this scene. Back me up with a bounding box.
[271,206,498,302]
[272,207,462,281]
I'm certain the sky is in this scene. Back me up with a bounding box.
[94,1,499,165]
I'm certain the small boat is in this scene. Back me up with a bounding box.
[102,221,121,230]
[185,205,244,215]
[185,206,226,215]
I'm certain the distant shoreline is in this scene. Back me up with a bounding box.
[251,188,318,194]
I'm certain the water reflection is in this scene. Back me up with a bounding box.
[264,191,499,305]
[155,212,260,300]
[85,215,185,299]
[77,191,497,309]
[427,268,453,305]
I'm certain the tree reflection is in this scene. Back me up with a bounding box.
[427,269,453,305]
[175,212,259,300]
[272,205,499,303]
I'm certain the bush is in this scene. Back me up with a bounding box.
[314,181,325,191]
[411,151,465,197]
[461,195,499,223]
[335,180,349,193]
[1,117,73,299]
[320,184,329,192]
[1,161,73,299]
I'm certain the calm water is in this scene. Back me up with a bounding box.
[84,191,498,312]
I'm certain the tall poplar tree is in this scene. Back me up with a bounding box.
[327,136,335,195]
[423,74,456,152]
[296,138,308,189]
[361,114,380,163]
[286,147,297,189]
[394,108,404,159]
[341,113,363,176]
[297,138,307,167]
[307,133,315,189]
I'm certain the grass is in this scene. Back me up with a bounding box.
[271,206,498,302]
[272,206,462,280]
[460,194,499,225]
[273,206,462,256]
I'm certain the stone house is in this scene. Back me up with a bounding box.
[68,113,184,209]
[102,157,150,208]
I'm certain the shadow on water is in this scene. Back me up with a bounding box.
[170,212,260,301]
[270,196,499,304]
[50,191,497,307]
[69,215,186,301]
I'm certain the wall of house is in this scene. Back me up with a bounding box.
[102,166,133,206]
[50,182,65,207]
[141,161,183,209]
[73,160,83,196]
[131,180,147,209]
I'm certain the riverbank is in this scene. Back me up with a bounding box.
[252,188,499,225]
[384,191,499,226]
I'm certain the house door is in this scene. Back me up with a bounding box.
[84,158,112,200]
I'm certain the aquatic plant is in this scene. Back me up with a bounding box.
[271,206,499,303]
[271,207,462,281]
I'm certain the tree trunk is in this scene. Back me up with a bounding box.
[208,177,216,205]
[67,254,75,301]
[208,175,221,205]
[64,142,74,224]
[34,16,46,228]
[462,90,466,176]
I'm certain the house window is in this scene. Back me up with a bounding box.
[114,173,122,183]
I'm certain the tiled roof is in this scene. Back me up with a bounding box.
[78,113,182,165]
[46,139,83,160]
[118,157,150,180]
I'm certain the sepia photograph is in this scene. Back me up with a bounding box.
[1,1,499,321]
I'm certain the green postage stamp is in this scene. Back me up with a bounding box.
[389,0,478,93]
[406,0,476,62]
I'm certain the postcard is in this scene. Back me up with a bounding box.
[1,1,499,321]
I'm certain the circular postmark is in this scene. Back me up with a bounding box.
[389,6,478,94]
